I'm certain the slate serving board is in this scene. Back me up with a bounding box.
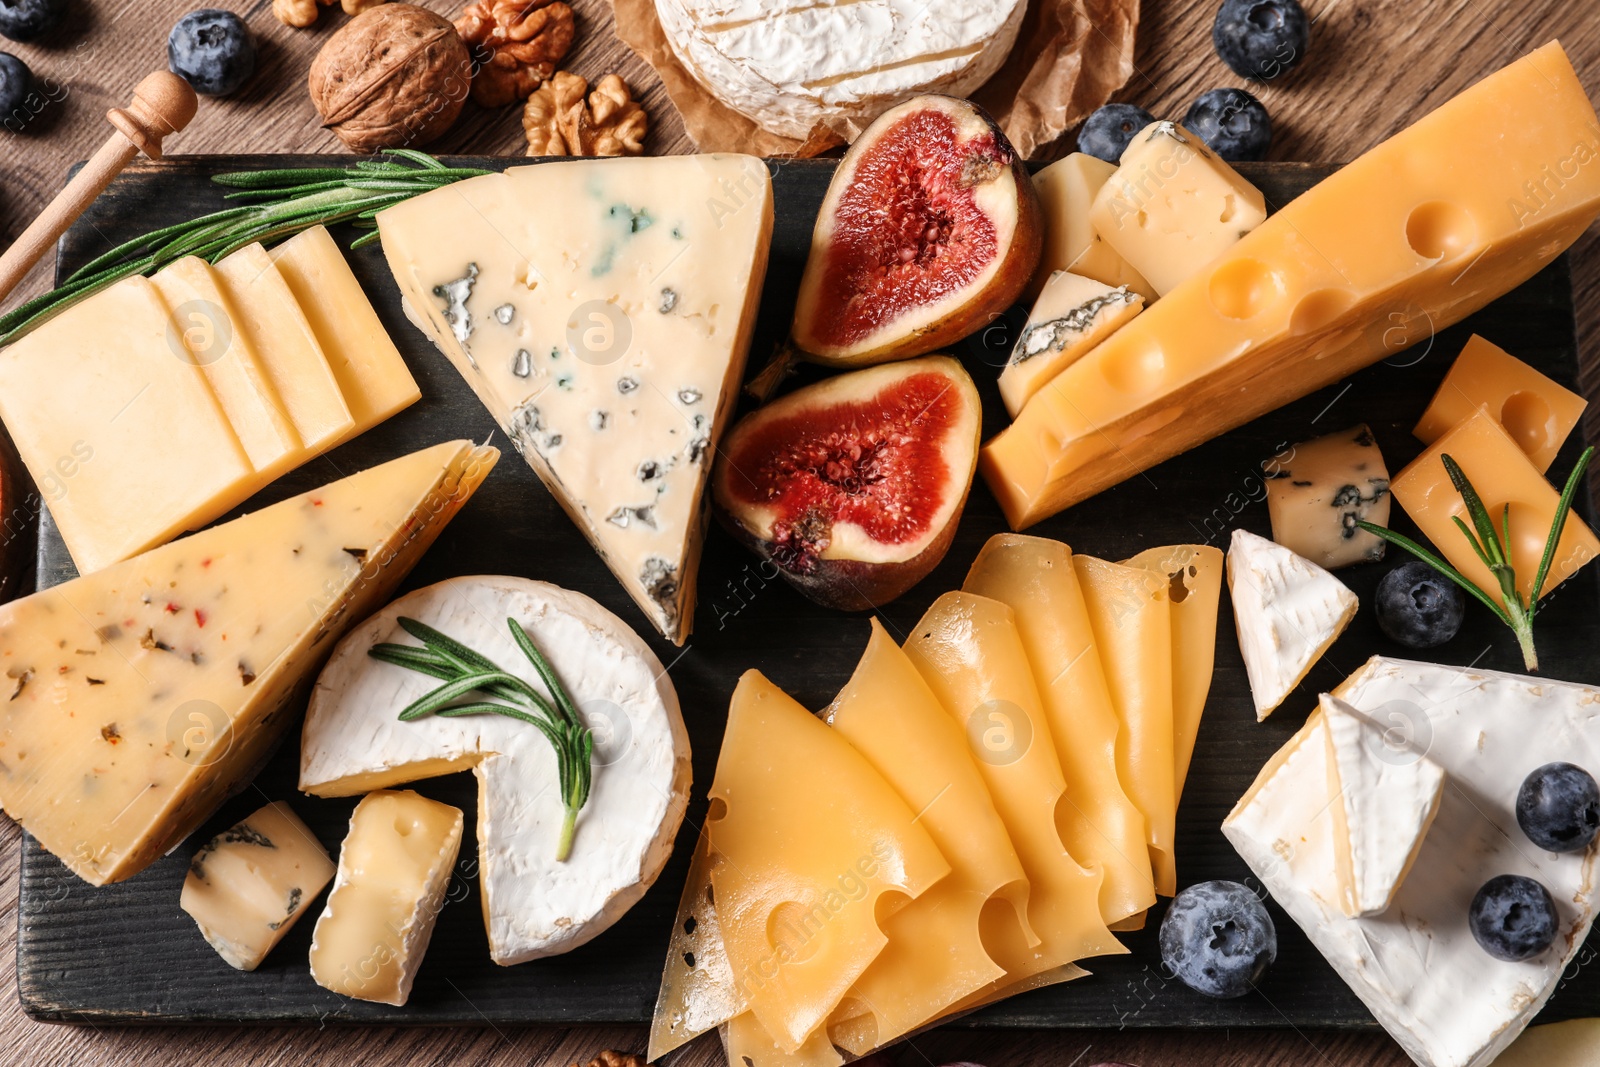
[13,158,1600,1033]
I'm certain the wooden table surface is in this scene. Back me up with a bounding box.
[1,0,1598,1064]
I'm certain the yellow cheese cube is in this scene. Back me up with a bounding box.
[180,801,335,971]
[309,790,464,1006]
[1265,425,1392,569]
[999,271,1142,418]
[1089,122,1268,296]
[1414,334,1586,474]
[1391,409,1599,606]
[1031,153,1155,301]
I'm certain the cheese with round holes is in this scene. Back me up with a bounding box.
[982,43,1600,528]
[651,825,741,1060]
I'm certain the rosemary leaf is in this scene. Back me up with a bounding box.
[1532,445,1595,603]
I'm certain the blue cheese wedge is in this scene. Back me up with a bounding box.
[377,156,774,644]
[1265,424,1392,569]
[999,271,1142,417]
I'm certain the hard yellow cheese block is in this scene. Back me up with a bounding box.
[180,800,335,971]
[707,670,949,1052]
[1031,153,1155,301]
[964,535,1155,928]
[0,440,496,885]
[983,42,1600,528]
[309,789,464,1006]
[1391,408,1599,606]
[1414,334,1587,474]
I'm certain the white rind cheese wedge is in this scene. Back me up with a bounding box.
[1321,694,1445,917]
[1225,657,1600,1067]
[301,575,692,965]
[652,0,1026,142]
[377,156,774,644]
[1226,528,1357,720]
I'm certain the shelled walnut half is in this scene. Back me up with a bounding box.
[273,0,387,29]
[455,0,574,108]
[523,72,647,157]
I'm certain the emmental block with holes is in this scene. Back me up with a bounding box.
[981,41,1600,530]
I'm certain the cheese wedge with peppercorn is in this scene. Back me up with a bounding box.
[377,155,774,644]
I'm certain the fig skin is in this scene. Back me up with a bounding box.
[791,94,1044,370]
[712,357,982,612]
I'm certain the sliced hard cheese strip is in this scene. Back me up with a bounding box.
[303,576,691,965]
[0,440,496,884]
[983,43,1600,528]
[964,535,1155,927]
[650,824,742,1060]
[1227,529,1357,720]
[723,1011,843,1067]
[1495,1020,1600,1067]
[904,592,1125,982]
[1321,694,1445,918]
[0,276,258,573]
[1000,271,1142,418]
[377,156,773,645]
[707,670,948,1052]
[1072,556,1178,897]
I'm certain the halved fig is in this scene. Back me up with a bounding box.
[790,94,1043,368]
[712,356,981,611]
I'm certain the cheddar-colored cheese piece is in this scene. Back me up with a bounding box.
[903,592,1125,981]
[180,801,335,971]
[270,225,421,438]
[1414,335,1587,474]
[1000,271,1143,418]
[707,670,948,1052]
[214,244,356,457]
[1391,408,1599,606]
[1031,153,1155,301]
[1120,544,1223,801]
[724,1011,843,1067]
[983,43,1600,528]
[0,276,259,573]
[1072,556,1177,896]
[1265,425,1392,569]
[0,440,496,885]
[1089,122,1267,297]
[309,789,464,1006]
[963,535,1155,928]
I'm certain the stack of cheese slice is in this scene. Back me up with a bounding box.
[378,155,774,645]
[0,440,496,885]
[0,226,421,574]
[651,533,1224,1066]
[1226,658,1600,1067]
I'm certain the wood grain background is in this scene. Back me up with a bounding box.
[0,0,1597,1063]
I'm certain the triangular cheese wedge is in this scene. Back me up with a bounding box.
[1321,694,1445,917]
[650,824,742,1061]
[377,156,774,644]
[0,440,496,885]
[1227,529,1358,719]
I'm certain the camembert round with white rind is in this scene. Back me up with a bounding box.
[653,0,1027,141]
[300,576,692,965]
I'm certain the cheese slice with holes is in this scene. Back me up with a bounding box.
[302,575,691,965]
[0,440,495,885]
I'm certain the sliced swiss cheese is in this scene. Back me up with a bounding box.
[0,440,496,885]
[377,156,774,644]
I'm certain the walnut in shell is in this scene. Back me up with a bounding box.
[523,72,647,157]
[456,0,575,109]
[308,3,471,153]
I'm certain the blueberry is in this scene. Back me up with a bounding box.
[1469,874,1558,962]
[0,52,34,131]
[1183,88,1272,162]
[1159,880,1276,998]
[168,9,255,97]
[1517,762,1600,853]
[1077,103,1156,164]
[1212,0,1310,81]
[1375,560,1464,649]
[0,0,64,43]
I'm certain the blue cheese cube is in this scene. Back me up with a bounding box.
[1265,424,1391,569]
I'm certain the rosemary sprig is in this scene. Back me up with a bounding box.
[368,616,595,862]
[1359,445,1595,672]
[0,150,492,346]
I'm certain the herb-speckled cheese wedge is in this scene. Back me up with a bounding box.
[376,156,774,644]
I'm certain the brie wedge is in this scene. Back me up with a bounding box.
[1226,528,1358,719]
[1321,693,1445,917]
[1224,657,1600,1067]
[301,576,692,965]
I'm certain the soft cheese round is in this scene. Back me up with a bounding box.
[302,576,692,965]
[654,0,1027,141]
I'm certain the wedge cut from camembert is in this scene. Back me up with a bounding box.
[1321,693,1445,917]
[377,155,774,644]
[0,440,496,885]
[1227,528,1357,720]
